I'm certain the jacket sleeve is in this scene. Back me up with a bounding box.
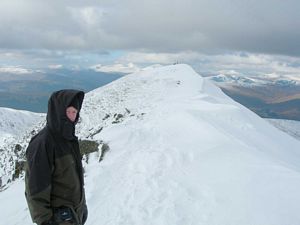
[25,136,54,225]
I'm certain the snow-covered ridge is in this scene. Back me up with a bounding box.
[77,64,210,137]
[0,107,44,137]
[0,107,45,187]
[1,64,300,225]
[77,64,300,225]
[267,118,300,141]
[0,107,45,150]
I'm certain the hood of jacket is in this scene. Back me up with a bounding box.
[46,89,84,140]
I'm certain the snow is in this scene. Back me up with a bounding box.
[1,64,300,225]
[0,107,44,143]
[0,108,45,186]
[267,118,300,141]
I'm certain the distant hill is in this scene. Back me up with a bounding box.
[0,68,123,112]
[209,75,300,121]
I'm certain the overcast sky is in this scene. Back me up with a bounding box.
[0,0,300,75]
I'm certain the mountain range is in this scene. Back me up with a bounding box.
[1,64,300,225]
[209,74,300,121]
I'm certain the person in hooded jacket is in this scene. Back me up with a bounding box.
[25,89,88,225]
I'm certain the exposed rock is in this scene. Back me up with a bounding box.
[79,140,100,156]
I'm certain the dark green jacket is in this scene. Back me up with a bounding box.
[25,90,87,225]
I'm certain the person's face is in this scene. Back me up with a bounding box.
[66,106,78,122]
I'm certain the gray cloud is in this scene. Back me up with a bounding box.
[0,0,299,56]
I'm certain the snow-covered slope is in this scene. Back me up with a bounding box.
[1,64,300,225]
[267,118,300,141]
[0,107,43,140]
[0,108,45,187]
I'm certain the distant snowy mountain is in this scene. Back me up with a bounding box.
[209,74,260,87]
[274,79,299,87]
[1,64,300,225]
[209,73,299,87]
[209,74,300,121]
